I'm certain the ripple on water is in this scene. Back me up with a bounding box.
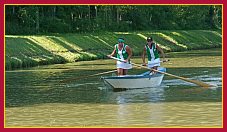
[66,82,100,88]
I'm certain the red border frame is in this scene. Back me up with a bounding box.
[0,0,224,4]
[1,0,225,131]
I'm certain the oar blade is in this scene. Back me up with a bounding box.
[157,70,213,88]
[185,79,214,88]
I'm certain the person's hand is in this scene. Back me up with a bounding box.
[142,63,147,66]
[107,55,112,58]
[163,58,169,62]
[124,59,129,63]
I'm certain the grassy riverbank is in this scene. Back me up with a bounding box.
[5,30,222,70]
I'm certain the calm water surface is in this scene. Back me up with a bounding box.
[5,49,222,127]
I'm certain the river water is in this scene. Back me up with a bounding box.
[5,49,222,127]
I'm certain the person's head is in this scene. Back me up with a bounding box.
[118,38,125,44]
[147,37,153,42]
[147,37,153,45]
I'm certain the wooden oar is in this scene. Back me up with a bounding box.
[108,56,213,88]
[60,69,117,83]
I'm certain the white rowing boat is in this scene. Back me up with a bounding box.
[102,67,166,89]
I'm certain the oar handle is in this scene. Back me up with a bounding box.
[108,56,169,65]
[61,69,117,83]
[108,56,125,62]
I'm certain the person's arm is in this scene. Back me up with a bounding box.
[107,46,116,58]
[156,44,165,60]
[125,46,132,62]
[142,47,146,66]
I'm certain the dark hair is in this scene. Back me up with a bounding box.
[147,37,153,42]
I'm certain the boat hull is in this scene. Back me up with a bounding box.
[102,67,166,89]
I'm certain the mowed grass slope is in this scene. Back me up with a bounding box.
[5,30,222,70]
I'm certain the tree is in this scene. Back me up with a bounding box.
[5,5,222,35]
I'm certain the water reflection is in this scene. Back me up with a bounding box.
[5,49,222,127]
[5,66,222,106]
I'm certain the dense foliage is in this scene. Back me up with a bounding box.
[5,5,222,34]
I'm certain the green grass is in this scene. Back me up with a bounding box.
[5,30,222,70]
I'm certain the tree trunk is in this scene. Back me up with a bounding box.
[95,6,97,18]
[209,6,216,28]
[88,5,91,20]
[12,6,15,14]
[52,6,56,20]
[116,6,119,24]
[112,6,119,25]
[105,6,108,28]
[35,7,40,34]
